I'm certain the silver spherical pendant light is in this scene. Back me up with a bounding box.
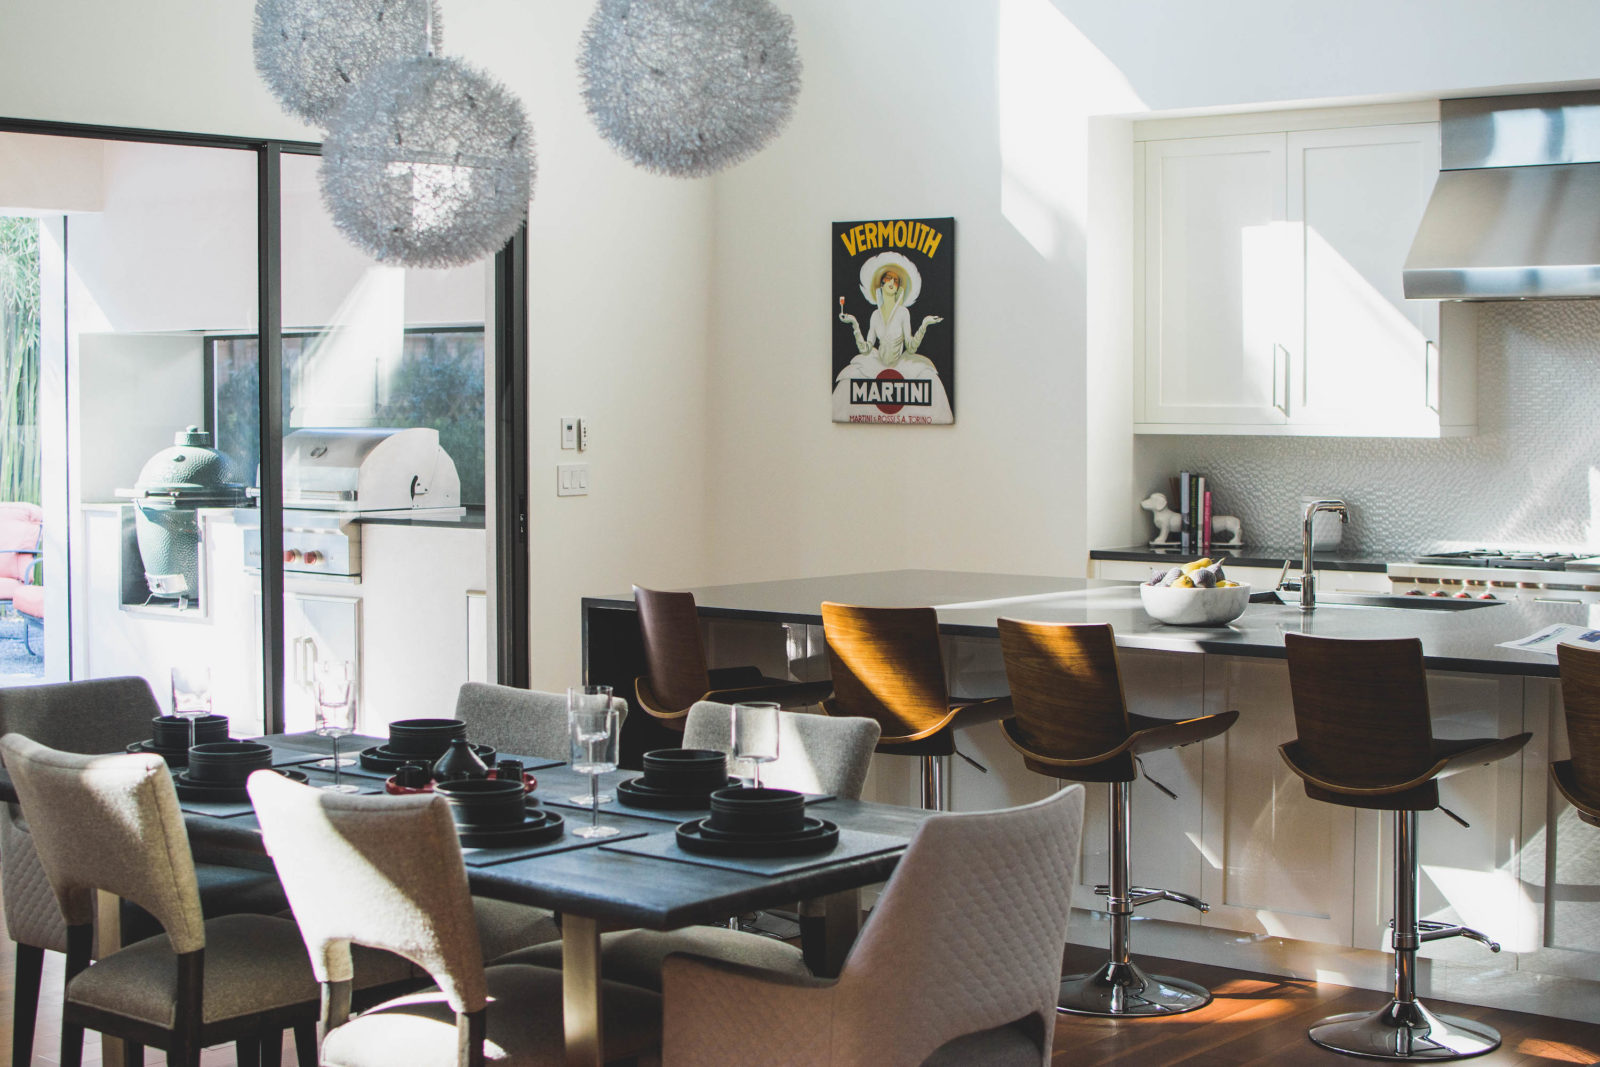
[253,0,445,127]
[320,55,536,268]
[579,0,802,178]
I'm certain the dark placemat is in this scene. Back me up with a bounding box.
[543,790,835,824]
[461,829,648,868]
[176,767,381,817]
[343,751,566,781]
[600,826,905,877]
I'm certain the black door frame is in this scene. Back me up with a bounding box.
[0,115,530,725]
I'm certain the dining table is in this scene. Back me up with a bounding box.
[1,729,930,1067]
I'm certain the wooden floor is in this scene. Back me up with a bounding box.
[4,931,1597,1064]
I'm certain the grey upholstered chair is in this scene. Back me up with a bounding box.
[0,676,288,1066]
[454,681,629,761]
[248,770,662,1066]
[0,734,322,1067]
[660,784,1086,1066]
[500,702,882,990]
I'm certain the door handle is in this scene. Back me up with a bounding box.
[1425,340,1441,414]
[1272,343,1291,417]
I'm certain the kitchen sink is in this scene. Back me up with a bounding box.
[1253,591,1503,612]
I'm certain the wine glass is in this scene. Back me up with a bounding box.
[568,687,620,839]
[566,684,616,806]
[170,666,213,752]
[314,660,358,794]
[733,702,781,788]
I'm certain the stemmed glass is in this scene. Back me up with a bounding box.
[568,686,620,839]
[732,702,781,788]
[315,660,358,794]
[566,684,616,807]
[171,666,213,752]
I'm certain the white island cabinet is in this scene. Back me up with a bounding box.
[1136,114,1475,437]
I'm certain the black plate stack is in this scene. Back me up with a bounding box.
[617,749,738,810]
[359,718,497,773]
[174,741,306,800]
[434,777,563,847]
[127,714,230,766]
[676,787,839,857]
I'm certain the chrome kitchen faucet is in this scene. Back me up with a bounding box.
[1299,500,1349,613]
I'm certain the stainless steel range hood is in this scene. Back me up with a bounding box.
[1403,91,1600,300]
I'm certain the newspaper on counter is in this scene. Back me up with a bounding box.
[1497,624,1600,655]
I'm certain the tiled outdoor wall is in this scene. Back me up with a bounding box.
[1133,301,1600,555]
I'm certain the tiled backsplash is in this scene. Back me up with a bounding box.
[1133,301,1600,555]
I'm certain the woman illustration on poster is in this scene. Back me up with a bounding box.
[833,251,952,423]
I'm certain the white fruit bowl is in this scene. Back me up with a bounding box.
[1139,582,1251,627]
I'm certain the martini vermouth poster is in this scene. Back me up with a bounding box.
[832,216,955,425]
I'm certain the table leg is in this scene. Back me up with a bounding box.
[817,888,861,979]
[95,890,125,1064]
[562,914,603,1067]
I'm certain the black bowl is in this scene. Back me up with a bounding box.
[151,714,228,750]
[388,718,468,757]
[707,786,806,836]
[641,748,728,794]
[186,741,273,784]
[434,777,528,828]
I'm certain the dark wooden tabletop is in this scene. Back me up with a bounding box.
[0,731,927,932]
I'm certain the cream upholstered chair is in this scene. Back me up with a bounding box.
[661,785,1087,1067]
[499,702,882,989]
[248,770,662,1066]
[0,677,290,1066]
[454,682,628,761]
[0,734,322,1067]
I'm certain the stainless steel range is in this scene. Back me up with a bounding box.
[1388,549,1600,605]
[243,427,463,580]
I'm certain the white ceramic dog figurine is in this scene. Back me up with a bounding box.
[1141,492,1182,545]
[1211,514,1243,546]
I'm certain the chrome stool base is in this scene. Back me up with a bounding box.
[1309,999,1501,1061]
[1057,959,1212,1017]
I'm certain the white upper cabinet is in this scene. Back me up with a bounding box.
[1135,116,1475,437]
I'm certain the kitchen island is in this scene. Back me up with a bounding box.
[583,571,1600,1021]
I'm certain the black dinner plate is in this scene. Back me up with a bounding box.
[173,768,307,801]
[128,738,239,767]
[676,817,840,857]
[616,776,741,811]
[456,807,564,848]
[359,743,497,774]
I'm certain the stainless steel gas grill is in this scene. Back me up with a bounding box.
[243,427,463,580]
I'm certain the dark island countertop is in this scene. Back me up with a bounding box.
[1090,544,1395,573]
[585,569,1591,678]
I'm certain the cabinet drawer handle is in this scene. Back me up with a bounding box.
[1535,597,1582,605]
[1272,343,1290,417]
[1425,340,1440,414]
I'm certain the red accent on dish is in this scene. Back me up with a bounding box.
[384,770,536,796]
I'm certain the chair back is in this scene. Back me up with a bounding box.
[1558,642,1600,799]
[454,683,629,761]
[0,675,161,754]
[248,771,487,1013]
[833,786,1085,1064]
[1284,633,1436,786]
[997,619,1132,759]
[683,701,881,799]
[635,586,712,712]
[822,602,951,742]
[0,801,67,953]
[0,734,205,953]
[0,502,42,582]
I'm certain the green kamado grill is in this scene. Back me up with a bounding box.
[118,427,249,605]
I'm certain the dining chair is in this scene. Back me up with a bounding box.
[454,681,628,761]
[1553,642,1600,828]
[500,701,882,987]
[0,734,322,1067]
[632,585,834,730]
[248,770,662,1066]
[660,784,1087,1066]
[0,676,290,1066]
[821,601,1012,810]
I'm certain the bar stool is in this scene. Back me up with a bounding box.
[1554,642,1600,827]
[1281,633,1530,1061]
[633,586,834,730]
[822,602,1011,810]
[997,618,1237,1016]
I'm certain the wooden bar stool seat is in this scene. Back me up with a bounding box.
[997,618,1237,1017]
[1554,643,1600,828]
[1282,632,1530,1061]
[821,602,1010,810]
[633,586,833,730]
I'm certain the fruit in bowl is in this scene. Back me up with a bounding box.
[1140,557,1250,626]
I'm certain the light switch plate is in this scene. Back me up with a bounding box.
[560,417,578,450]
[577,418,589,452]
[557,463,589,496]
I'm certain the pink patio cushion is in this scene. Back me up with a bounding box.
[0,503,43,584]
[13,583,43,621]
